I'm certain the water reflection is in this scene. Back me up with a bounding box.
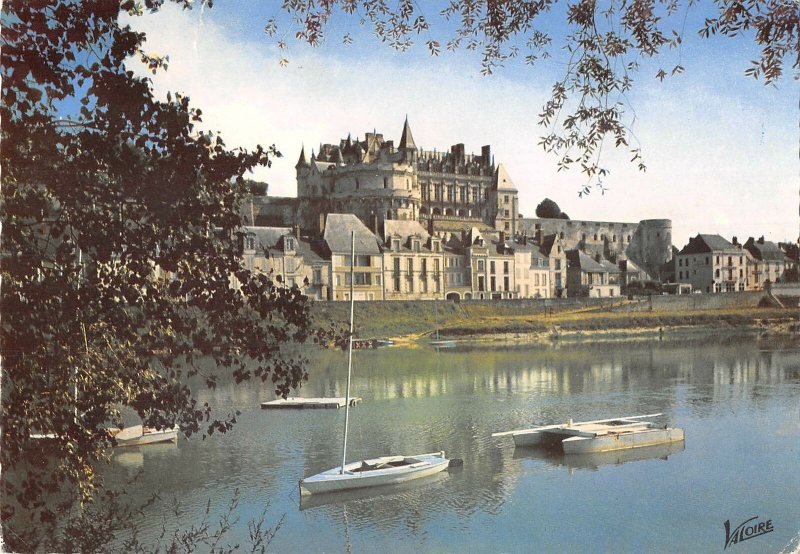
[102,334,800,553]
[512,441,686,471]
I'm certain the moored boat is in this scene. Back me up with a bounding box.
[494,413,684,454]
[109,424,179,447]
[299,231,453,497]
[300,451,450,496]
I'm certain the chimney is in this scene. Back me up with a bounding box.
[732,236,738,245]
[534,229,543,245]
[499,231,505,244]
[758,236,765,244]
[461,230,467,244]
[370,213,378,235]
[319,213,326,235]
[293,224,301,240]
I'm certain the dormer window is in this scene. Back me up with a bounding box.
[412,240,420,252]
[392,239,400,251]
[246,236,255,250]
[285,237,294,251]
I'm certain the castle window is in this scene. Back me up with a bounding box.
[560,232,564,239]
[582,234,587,241]
[383,177,388,188]
[627,235,631,242]
[594,234,598,241]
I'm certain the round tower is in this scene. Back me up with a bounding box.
[626,219,672,280]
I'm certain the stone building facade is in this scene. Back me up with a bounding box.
[519,217,673,282]
[259,118,519,239]
[675,234,747,293]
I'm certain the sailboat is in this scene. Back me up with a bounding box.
[299,232,452,496]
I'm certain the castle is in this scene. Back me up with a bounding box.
[244,118,674,300]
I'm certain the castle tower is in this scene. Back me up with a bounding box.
[399,116,416,164]
[627,219,673,280]
[295,145,311,196]
[492,164,519,234]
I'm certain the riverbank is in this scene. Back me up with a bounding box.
[310,300,800,345]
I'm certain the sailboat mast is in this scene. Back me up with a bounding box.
[340,230,356,473]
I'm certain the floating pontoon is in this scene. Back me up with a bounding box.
[260,397,361,409]
[493,413,684,454]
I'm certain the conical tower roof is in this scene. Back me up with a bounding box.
[399,116,416,150]
[295,145,309,168]
[495,163,517,191]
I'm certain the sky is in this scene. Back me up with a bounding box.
[125,1,798,248]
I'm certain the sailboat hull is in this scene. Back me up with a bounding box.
[299,452,450,496]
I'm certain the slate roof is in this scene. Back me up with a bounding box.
[323,214,382,254]
[264,235,327,264]
[744,238,785,262]
[399,117,416,150]
[384,220,430,243]
[529,247,550,269]
[678,234,736,255]
[243,226,291,250]
[599,258,621,273]
[619,258,646,275]
[567,250,608,272]
[539,234,561,257]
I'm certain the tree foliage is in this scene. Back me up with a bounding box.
[535,197,564,218]
[274,0,799,194]
[1,0,313,549]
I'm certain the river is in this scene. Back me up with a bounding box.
[104,334,800,553]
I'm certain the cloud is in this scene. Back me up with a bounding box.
[126,4,798,247]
